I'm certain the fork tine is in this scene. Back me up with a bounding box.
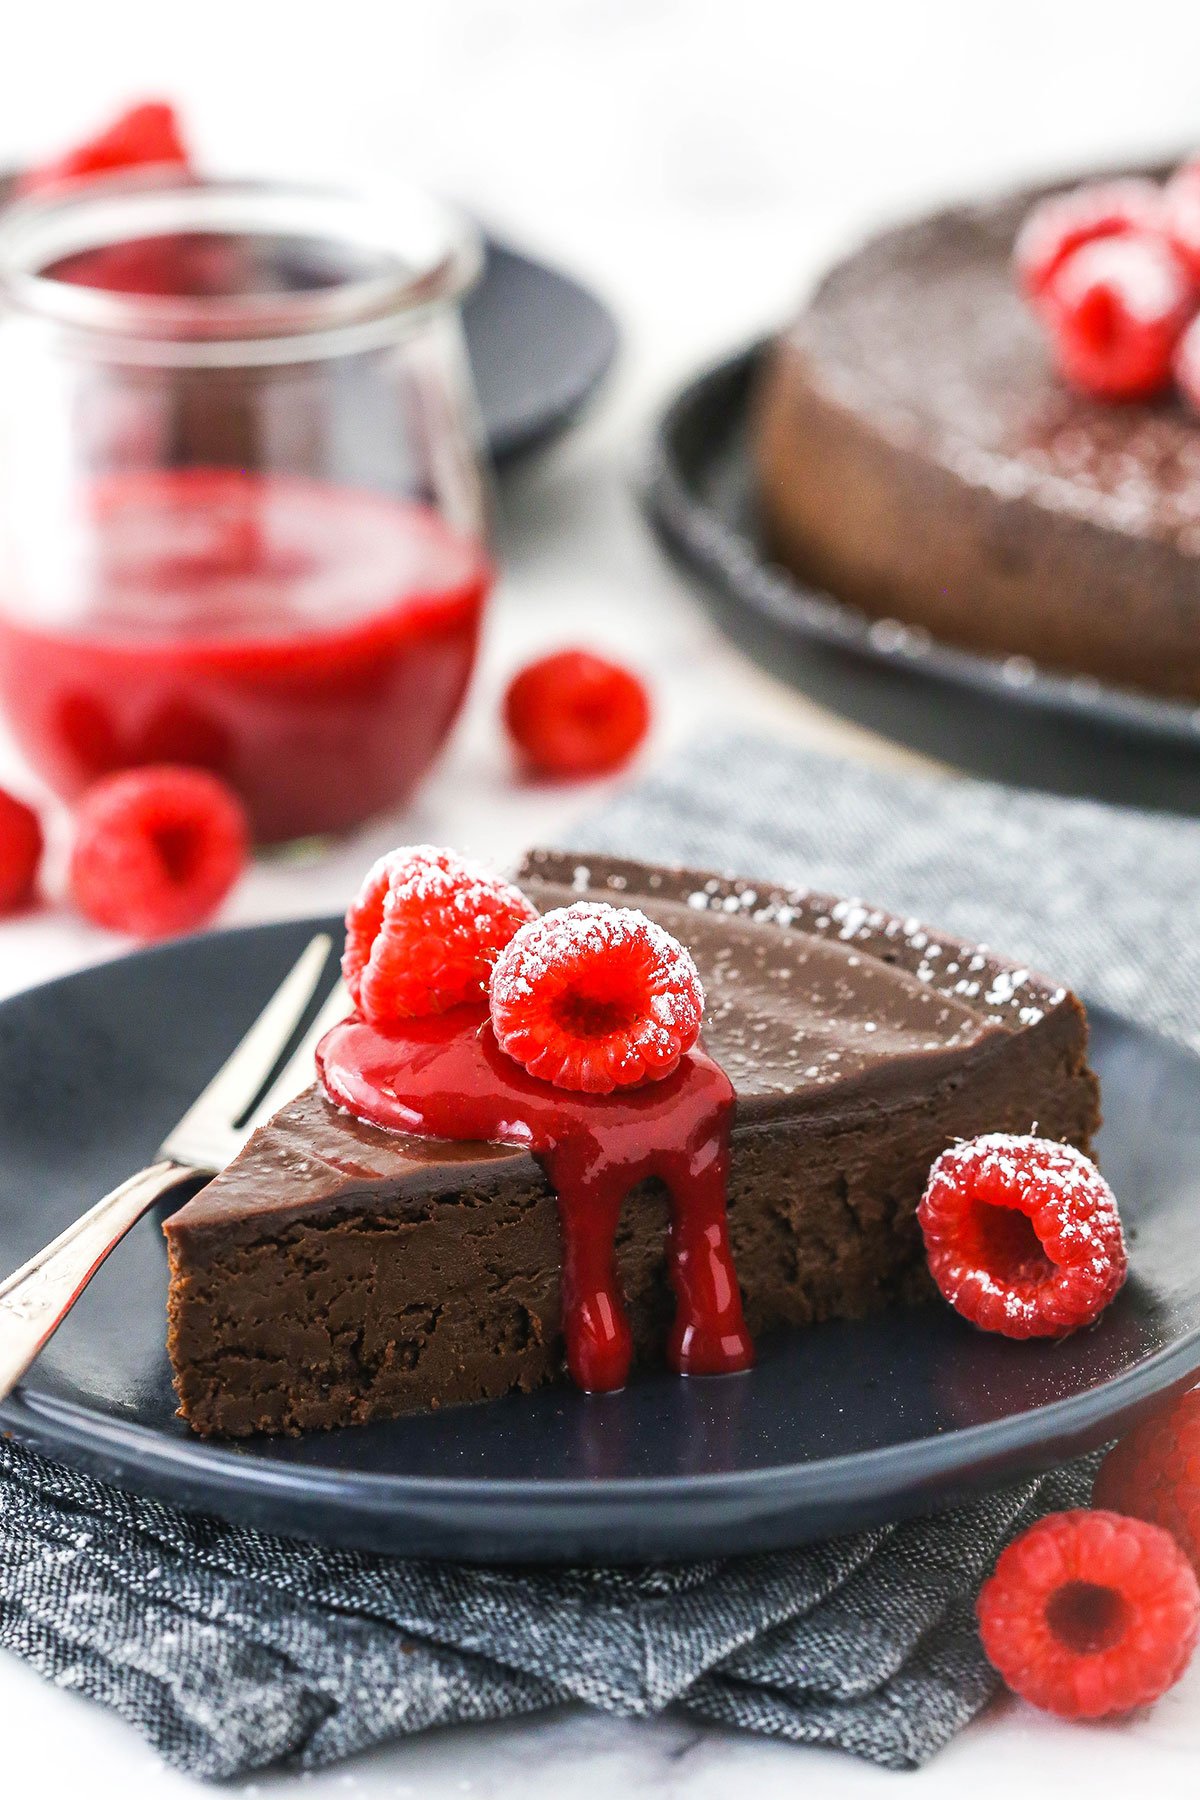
[242,978,351,1138]
[162,933,332,1161]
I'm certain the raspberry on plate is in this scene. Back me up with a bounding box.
[1095,1386,1200,1572]
[1014,178,1165,300]
[20,101,190,195]
[489,901,704,1093]
[68,765,248,939]
[342,845,536,1025]
[917,1133,1127,1338]
[1040,233,1194,400]
[0,788,43,913]
[977,1508,1200,1718]
[504,649,650,779]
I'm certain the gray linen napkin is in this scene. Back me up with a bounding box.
[3,728,1190,1780]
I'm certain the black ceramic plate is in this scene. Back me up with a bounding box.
[468,237,617,464]
[644,347,1200,813]
[1,917,1198,1564]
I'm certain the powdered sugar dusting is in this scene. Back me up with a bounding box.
[921,1133,1125,1335]
[490,901,705,1092]
[342,844,536,1021]
[786,177,1200,553]
[492,902,703,1023]
[519,851,1077,1106]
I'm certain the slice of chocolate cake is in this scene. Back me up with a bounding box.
[164,850,1100,1436]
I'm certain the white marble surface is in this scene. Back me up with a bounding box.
[1,1,1200,1791]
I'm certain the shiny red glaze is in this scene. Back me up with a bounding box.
[317,1006,755,1393]
[0,470,489,843]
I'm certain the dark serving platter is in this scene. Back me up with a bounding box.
[467,236,617,464]
[0,918,1198,1563]
[643,346,1200,814]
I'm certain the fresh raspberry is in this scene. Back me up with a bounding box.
[0,789,43,914]
[1163,159,1200,280]
[977,1508,1200,1718]
[1015,179,1164,300]
[504,650,651,779]
[68,766,248,939]
[342,845,536,1025]
[1095,1386,1200,1572]
[1174,311,1200,414]
[1040,233,1194,400]
[489,902,703,1093]
[20,101,190,195]
[917,1134,1127,1338]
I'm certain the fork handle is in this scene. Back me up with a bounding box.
[0,1160,191,1402]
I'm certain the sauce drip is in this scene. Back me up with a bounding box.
[317,1006,754,1392]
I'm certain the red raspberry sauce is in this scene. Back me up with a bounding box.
[0,470,488,843]
[317,1007,755,1393]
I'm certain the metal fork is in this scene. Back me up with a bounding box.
[0,932,350,1402]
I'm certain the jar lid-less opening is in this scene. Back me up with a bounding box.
[0,173,483,366]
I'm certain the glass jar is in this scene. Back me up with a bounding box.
[0,174,490,843]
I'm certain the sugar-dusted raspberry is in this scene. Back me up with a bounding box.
[0,788,43,914]
[1163,159,1200,280]
[1015,179,1165,300]
[917,1133,1127,1339]
[977,1508,1200,1718]
[1040,233,1194,400]
[504,649,650,779]
[1095,1386,1200,1572]
[342,845,536,1025]
[1174,311,1200,414]
[68,766,248,939]
[21,101,190,195]
[489,901,703,1093]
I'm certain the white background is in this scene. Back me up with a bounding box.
[2,2,1200,1794]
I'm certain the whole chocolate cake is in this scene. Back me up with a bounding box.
[752,171,1200,701]
[164,850,1100,1437]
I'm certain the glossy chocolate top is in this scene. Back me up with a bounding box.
[788,165,1200,548]
[167,850,1072,1239]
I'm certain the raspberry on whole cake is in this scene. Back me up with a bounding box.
[752,157,1200,700]
[163,848,1101,1437]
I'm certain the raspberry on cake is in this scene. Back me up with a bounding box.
[752,159,1200,700]
[342,845,536,1022]
[489,901,704,1092]
[918,1133,1126,1339]
[163,850,1101,1436]
[1163,158,1200,280]
[977,1509,1200,1718]
[323,880,742,1392]
[1040,234,1193,401]
[1014,178,1164,299]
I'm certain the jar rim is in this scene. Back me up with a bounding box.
[0,172,483,362]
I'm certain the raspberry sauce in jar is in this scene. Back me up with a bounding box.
[0,177,488,841]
